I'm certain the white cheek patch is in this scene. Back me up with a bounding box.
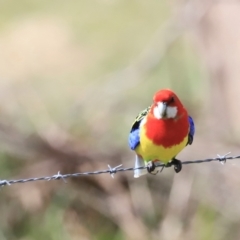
[153,106,161,119]
[153,103,178,119]
[154,102,167,119]
[166,106,177,118]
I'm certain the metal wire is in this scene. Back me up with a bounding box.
[0,152,239,187]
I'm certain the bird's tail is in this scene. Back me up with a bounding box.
[134,155,148,178]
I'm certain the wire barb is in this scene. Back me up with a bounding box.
[0,154,240,187]
[51,171,67,183]
[0,180,11,187]
[217,152,231,165]
[108,164,123,178]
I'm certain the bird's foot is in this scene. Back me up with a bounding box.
[147,161,159,175]
[171,158,182,173]
[165,159,182,173]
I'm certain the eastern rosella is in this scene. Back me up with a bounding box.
[128,89,195,178]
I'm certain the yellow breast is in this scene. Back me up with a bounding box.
[135,128,188,163]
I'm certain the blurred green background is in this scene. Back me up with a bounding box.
[1,0,240,240]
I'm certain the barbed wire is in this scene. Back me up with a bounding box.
[0,152,239,187]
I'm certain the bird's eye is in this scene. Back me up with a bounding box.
[169,96,174,104]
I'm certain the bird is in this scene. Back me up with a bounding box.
[128,89,195,178]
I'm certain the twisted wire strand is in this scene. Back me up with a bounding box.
[0,153,239,187]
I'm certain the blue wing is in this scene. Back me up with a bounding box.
[128,106,150,150]
[128,128,140,150]
[187,115,195,145]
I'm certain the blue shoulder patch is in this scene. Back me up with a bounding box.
[128,106,150,151]
[188,115,195,140]
[128,128,140,150]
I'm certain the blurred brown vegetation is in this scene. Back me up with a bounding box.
[1,0,240,239]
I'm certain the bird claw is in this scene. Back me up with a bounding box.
[147,159,182,174]
[172,159,182,173]
[165,159,182,173]
[217,152,231,165]
[147,161,159,175]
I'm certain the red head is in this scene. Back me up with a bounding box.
[151,89,186,119]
